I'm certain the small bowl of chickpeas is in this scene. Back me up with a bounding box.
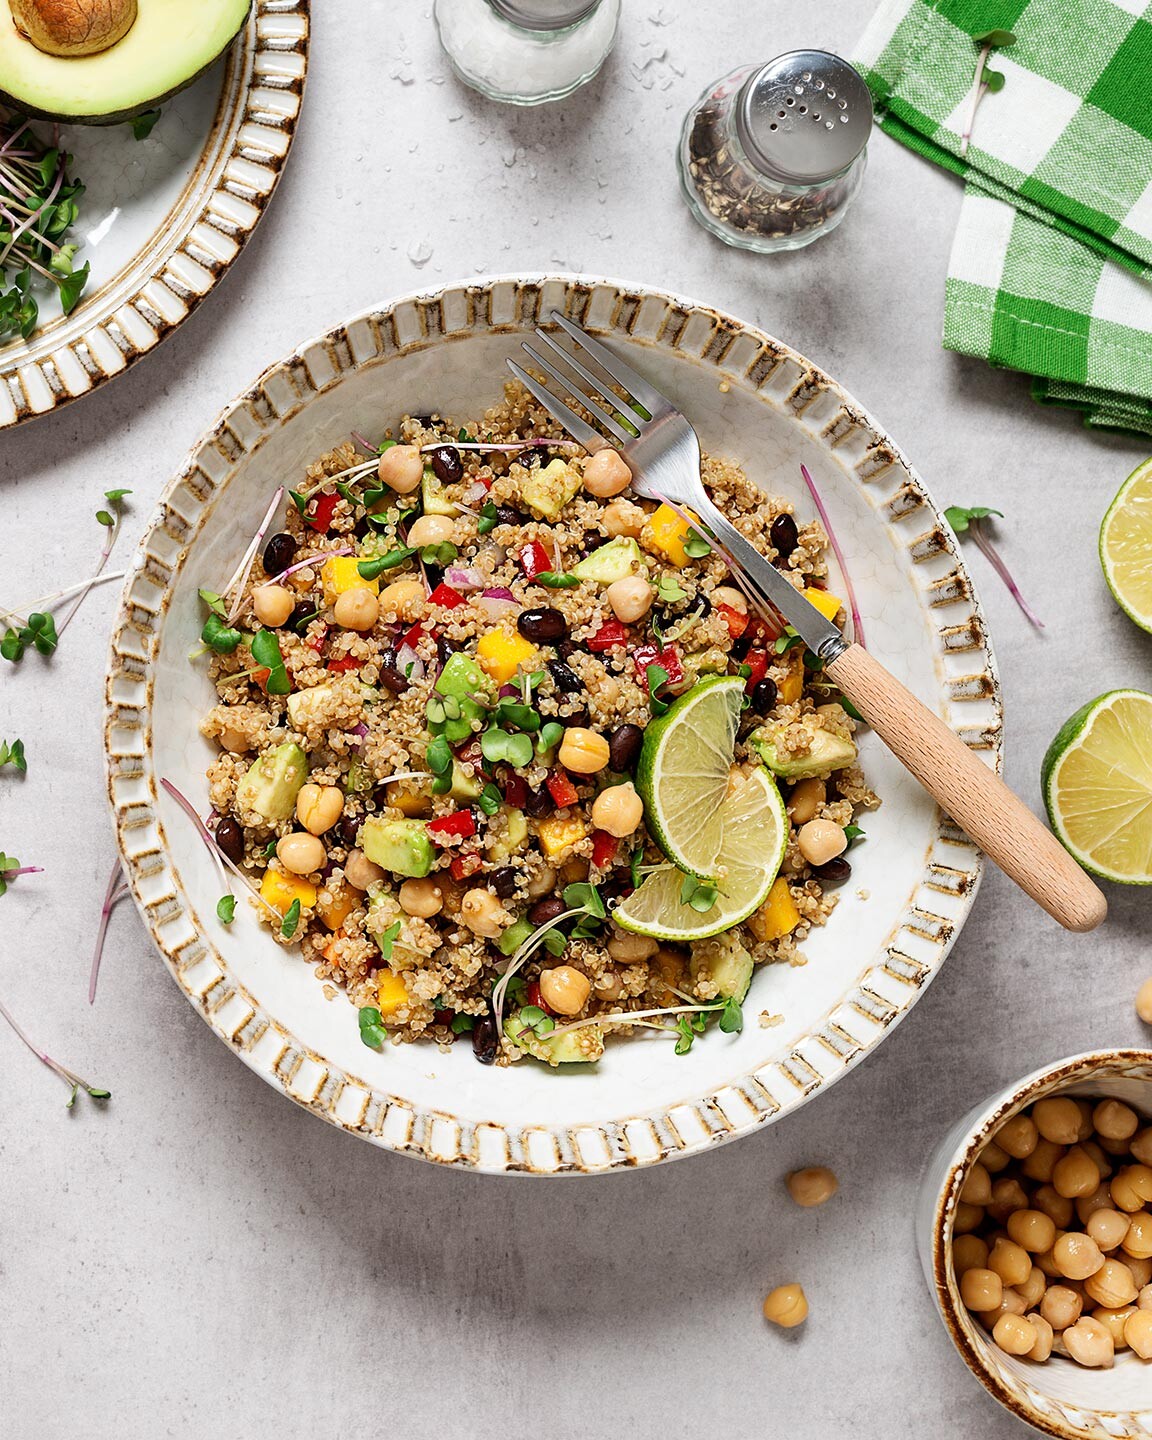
[918,1050,1152,1439]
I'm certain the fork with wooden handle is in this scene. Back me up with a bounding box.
[509,312,1107,934]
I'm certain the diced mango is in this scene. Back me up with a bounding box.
[389,778,434,817]
[749,877,801,943]
[803,587,843,623]
[260,868,317,915]
[647,503,701,568]
[317,885,358,931]
[476,628,539,685]
[376,969,409,1016]
[778,654,804,706]
[322,555,379,604]
[537,812,588,860]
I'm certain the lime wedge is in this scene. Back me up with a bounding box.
[1042,690,1152,885]
[1100,457,1152,633]
[615,766,787,940]
[635,675,745,875]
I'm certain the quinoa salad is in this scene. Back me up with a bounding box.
[192,382,878,1068]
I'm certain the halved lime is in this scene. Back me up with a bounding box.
[1100,457,1152,633]
[614,767,788,940]
[1042,690,1152,885]
[635,675,745,875]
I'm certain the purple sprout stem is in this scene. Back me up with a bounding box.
[800,463,865,648]
[350,430,377,455]
[57,510,122,638]
[419,438,580,455]
[272,547,353,584]
[2,864,43,879]
[159,777,282,922]
[223,487,285,625]
[970,519,1045,630]
[88,859,129,1005]
[0,991,103,1098]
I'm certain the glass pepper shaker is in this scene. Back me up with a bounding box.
[433,0,621,107]
[678,51,873,253]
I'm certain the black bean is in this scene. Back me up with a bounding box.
[430,446,463,485]
[262,532,297,577]
[730,633,752,661]
[518,607,568,645]
[378,651,410,694]
[492,867,518,900]
[338,815,361,849]
[472,1015,498,1065]
[524,787,553,819]
[561,705,590,728]
[556,638,579,662]
[214,816,245,864]
[353,515,372,539]
[547,659,582,694]
[287,600,317,636]
[371,785,394,810]
[528,896,566,927]
[410,413,436,428]
[751,678,778,714]
[495,505,523,527]
[608,724,643,771]
[813,857,852,884]
[771,513,799,560]
[436,635,462,665]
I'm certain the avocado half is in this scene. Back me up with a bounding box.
[0,0,252,124]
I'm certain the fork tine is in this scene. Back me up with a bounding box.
[519,341,635,445]
[547,310,666,414]
[505,360,606,453]
[532,328,647,431]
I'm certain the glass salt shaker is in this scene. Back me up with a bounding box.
[678,51,873,253]
[433,0,621,106]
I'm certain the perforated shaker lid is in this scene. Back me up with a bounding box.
[735,51,873,186]
[487,0,600,30]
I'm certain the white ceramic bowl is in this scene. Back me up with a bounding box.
[104,275,1002,1174]
[917,1049,1152,1438]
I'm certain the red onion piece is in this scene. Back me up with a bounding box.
[445,565,485,592]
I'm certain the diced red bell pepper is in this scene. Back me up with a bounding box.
[308,623,329,653]
[525,980,554,1016]
[427,810,477,843]
[716,602,749,640]
[587,619,629,652]
[450,853,483,881]
[633,643,684,688]
[306,492,340,534]
[742,649,770,694]
[591,829,618,870]
[327,655,361,673]
[455,739,485,771]
[502,774,528,809]
[516,540,551,580]
[428,582,465,610]
[401,621,425,649]
[547,771,579,809]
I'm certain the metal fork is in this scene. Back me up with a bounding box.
[508,312,1106,933]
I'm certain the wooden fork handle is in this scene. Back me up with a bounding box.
[825,643,1107,933]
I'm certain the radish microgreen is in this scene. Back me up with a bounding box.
[0,986,110,1106]
[645,663,670,716]
[683,529,712,559]
[377,920,402,961]
[130,109,161,141]
[679,873,719,913]
[217,895,237,925]
[280,899,301,939]
[946,506,1043,629]
[358,1006,386,1050]
[0,739,26,773]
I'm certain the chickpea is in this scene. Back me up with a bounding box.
[1112,1165,1152,1213]
[1094,1098,1139,1142]
[525,866,558,900]
[601,497,646,538]
[334,585,380,632]
[591,781,644,838]
[344,848,384,891]
[993,1313,1037,1356]
[953,1235,990,1275]
[295,783,344,836]
[1076,1182,1115,1226]
[594,970,624,1001]
[1062,1316,1114,1368]
[607,926,657,962]
[1034,1096,1083,1146]
[558,727,611,775]
[379,577,425,622]
[539,965,591,1017]
[786,1166,839,1208]
[398,877,443,918]
[1036,1242,1067,1280]
[1023,1138,1065,1184]
[1026,1312,1054,1361]
[980,1289,1027,1330]
[377,443,424,494]
[218,725,251,755]
[996,1114,1039,1160]
[251,583,296,627]
[460,887,508,939]
[605,575,654,624]
[989,1238,1032,1288]
[1087,1208,1130,1252]
[276,831,325,876]
[1122,1212,1152,1260]
[1137,978,1152,1025]
[582,447,632,498]
[1134,1129,1152,1166]
[1091,1306,1134,1348]
[1054,1231,1105,1281]
[711,585,749,615]
[988,1176,1030,1221]
[1075,1099,1097,1140]
[1053,1146,1100,1199]
[961,1268,1003,1313]
[407,514,455,549]
[797,818,847,867]
[1034,1185,1075,1229]
[1018,1265,1047,1309]
[1142,1282,1152,1308]
[787,777,826,827]
[1084,1258,1138,1309]
[1131,1257,1152,1289]
[1082,1138,1113,1178]
[762,1283,807,1328]
[953,1202,985,1234]
[1126,1308,1152,1357]
[1008,1209,1058,1255]
[960,1162,992,1207]
[1041,1284,1083,1330]
[980,1139,1011,1173]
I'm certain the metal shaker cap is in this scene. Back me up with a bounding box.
[487,0,600,30]
[735,51,873,186]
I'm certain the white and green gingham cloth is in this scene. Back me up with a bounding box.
[854,0,1152,436]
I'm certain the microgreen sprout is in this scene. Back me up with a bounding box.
[945,506,1043,629]
[959,29,1015,157]
[358,1006,386,1051]
[646,663,671,717]
[491,886,607,1030]
[1,611,56,662]
[0,738,26,773]
[679,872,719,913]
[656,573,686,604]
[477,501,499,535]
[545,994,744,1052]
[358,547,415,580]
[450,1012,474,1033]
[478,783,502,817]
[88,859,129,1003]
[683,529,712,559]
[0,986,111,1106]
[217,894,237,925]
[800,464,865,648]
[130,109,161,141]
[159,778,283,925]
[249,629,291,694]
[844,823,866,848]
[536,571,579,589]
[536,721,564,759]
[280,899,301,939]
[377,920,402,962]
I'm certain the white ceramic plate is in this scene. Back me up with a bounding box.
[104,276,1002,1175]
[0,0,308,430]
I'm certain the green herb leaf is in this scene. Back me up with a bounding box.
[200,612,242,654]
[541,928,567,957]
[478,783,502,817]
[217,894,237,924]
[656,574,686,603]
[683,529,711,559]
[646,663,670,717]
[536,721,565,758]
[130,108,162,140]
[425,735,453,776]
[263,839,278,859]
[536,571,580,589]
[494,700,540,732]
[280,899,301,939]
[844,823,866,847]
[679,872,718,913]
[775,631,805,654]
[477,501,499,535]
[0,853,19,898]
[377,920,402,962]
[358,1005,387,1050]
[104,489,132,505]
[358,547,415,579]
[95,509,114,527]
[86,1086,112,1101]
[57,262,89,315]
[250,629,290,695]
[839,695,864,723]
[198,588,227,618]
[972,28,1015,46]
[718,996,743,1033]
[288,490,309,516]
[674,1015,696,1056]
[1,629,24,663]
[480,728,534,768]
[519,1004,555,1038]
[0,739,26,773]
[562,881,606,919]
[450,1012,474,1033]
[630,847,643,889]
[945,505,1003,535]
[983,68,1006,92]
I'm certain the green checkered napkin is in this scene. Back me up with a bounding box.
[854,0,1152,436]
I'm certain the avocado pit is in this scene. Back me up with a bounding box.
[10,0,137,57]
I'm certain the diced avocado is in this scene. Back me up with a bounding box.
[359,816,434,878]
[286,683,333,731]
[497,918,534,956]
[521,458,580,520]
[503,1009,604,1065]
[367,892,421,970]
[421,467,457,516]
[435,651,493,744]
[486,807,529,864]
[752,723,857,780]
[449,761,482,801]
[235,742,308,823]
[691,933,754,1002]
[343,759,372,795]
[570,537,648,585]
